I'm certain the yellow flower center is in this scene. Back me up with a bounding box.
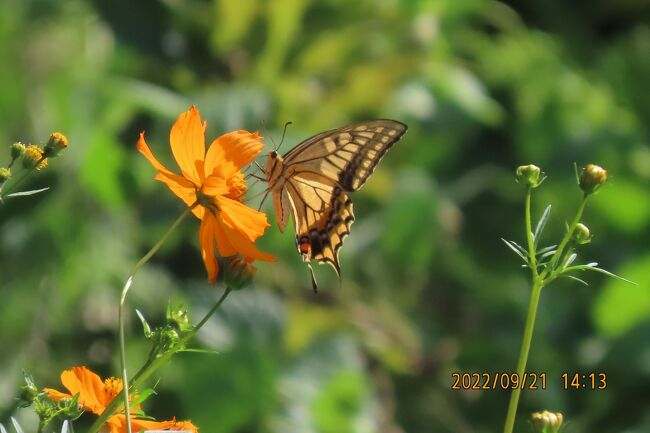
[226,172,248,202]
[103,377,123,401]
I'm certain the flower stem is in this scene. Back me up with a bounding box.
[0,157,44,201]
[525,187,538,278]
[117,207,192,433]
[86,284,231,433]
[540,196,588,280]
[502,277,543,433]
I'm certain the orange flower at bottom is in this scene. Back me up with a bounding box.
[44,366,198,433]
[136,106,275,284]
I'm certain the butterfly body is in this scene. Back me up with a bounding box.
[263,120,407,290]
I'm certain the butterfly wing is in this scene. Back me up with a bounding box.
[283,119,407,191]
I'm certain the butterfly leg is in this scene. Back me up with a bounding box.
[306,261,319,293]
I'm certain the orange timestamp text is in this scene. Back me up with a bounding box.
[451,372,547,390]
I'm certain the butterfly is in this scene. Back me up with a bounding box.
[262,119,407,292]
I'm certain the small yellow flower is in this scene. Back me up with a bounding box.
[0,167,11,182]
[22,145,48,170]
[44,132,69,157]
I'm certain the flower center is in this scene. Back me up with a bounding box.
[225,172,248,202]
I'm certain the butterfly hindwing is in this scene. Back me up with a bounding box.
[293,186,354,275]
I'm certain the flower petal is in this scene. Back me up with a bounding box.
[214,211,275,262]
[204,130,264,179]
[154,172,197,205]
[107,415,177,433]
[215,196,271,242]
[170,106,206,184]
[42,388,72,401]
[199,212,219,283]
[202,175,229,197]
[59,366,106,415]
[137,133,177,178]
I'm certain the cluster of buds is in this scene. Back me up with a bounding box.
[530,411,564,433]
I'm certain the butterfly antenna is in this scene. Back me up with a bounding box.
[274,121,293,153]
[260,119,277,150]
[306,262,319,293]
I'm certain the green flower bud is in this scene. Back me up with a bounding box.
[530,411,563,433]
[223,255,256,290]
[43,132,69,157]
[19,380,39,407]
[0,167,11,182]
[579,164,607,195]
[573,223,591,244]
[11,142,26,159]
[516,164,543,188]
[167,304,192,332]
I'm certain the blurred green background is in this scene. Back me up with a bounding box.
[1,0,649,432]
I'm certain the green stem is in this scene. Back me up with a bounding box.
[117,207,192,433]
[0,157,45,200]
[86,284,231,433]
[540,196,588,280]
[502,278,543,433]
[524,187,538,278]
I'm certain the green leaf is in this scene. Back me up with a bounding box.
[501,238,529,264]
[533,204,552,248]
[135,309,153,338]
[5,187,50,198]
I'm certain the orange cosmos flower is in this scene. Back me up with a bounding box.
[44,366,198,433]
[137,106,274,283]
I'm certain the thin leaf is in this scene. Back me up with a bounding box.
[563,265,638,285]
[533,205,552,248]
[539,249,557,261]
[563,253,577,268]
[135,309,152,338]
[537,245,557,255]
[5,187,50,198]
[11,418,24,433]
[562,275,589,286]
[1,423,8,433]
[178,348,220,355]
[61,420,70,433]
[501,238,530,264]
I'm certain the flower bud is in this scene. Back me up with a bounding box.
[573,223,591,244]
[22,145,48,170]
[530,411,564,433]
[516,164,543,188]
[167,304,192,332]
[11,142,26,159]
[19,381,39,407]
[579,164,607,195]
[0,167,11,182]
[43,132,69,157]
[223,255,256,290]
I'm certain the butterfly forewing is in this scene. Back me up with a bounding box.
[283,120,407,191]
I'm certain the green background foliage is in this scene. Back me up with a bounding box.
[1,0,649,431]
